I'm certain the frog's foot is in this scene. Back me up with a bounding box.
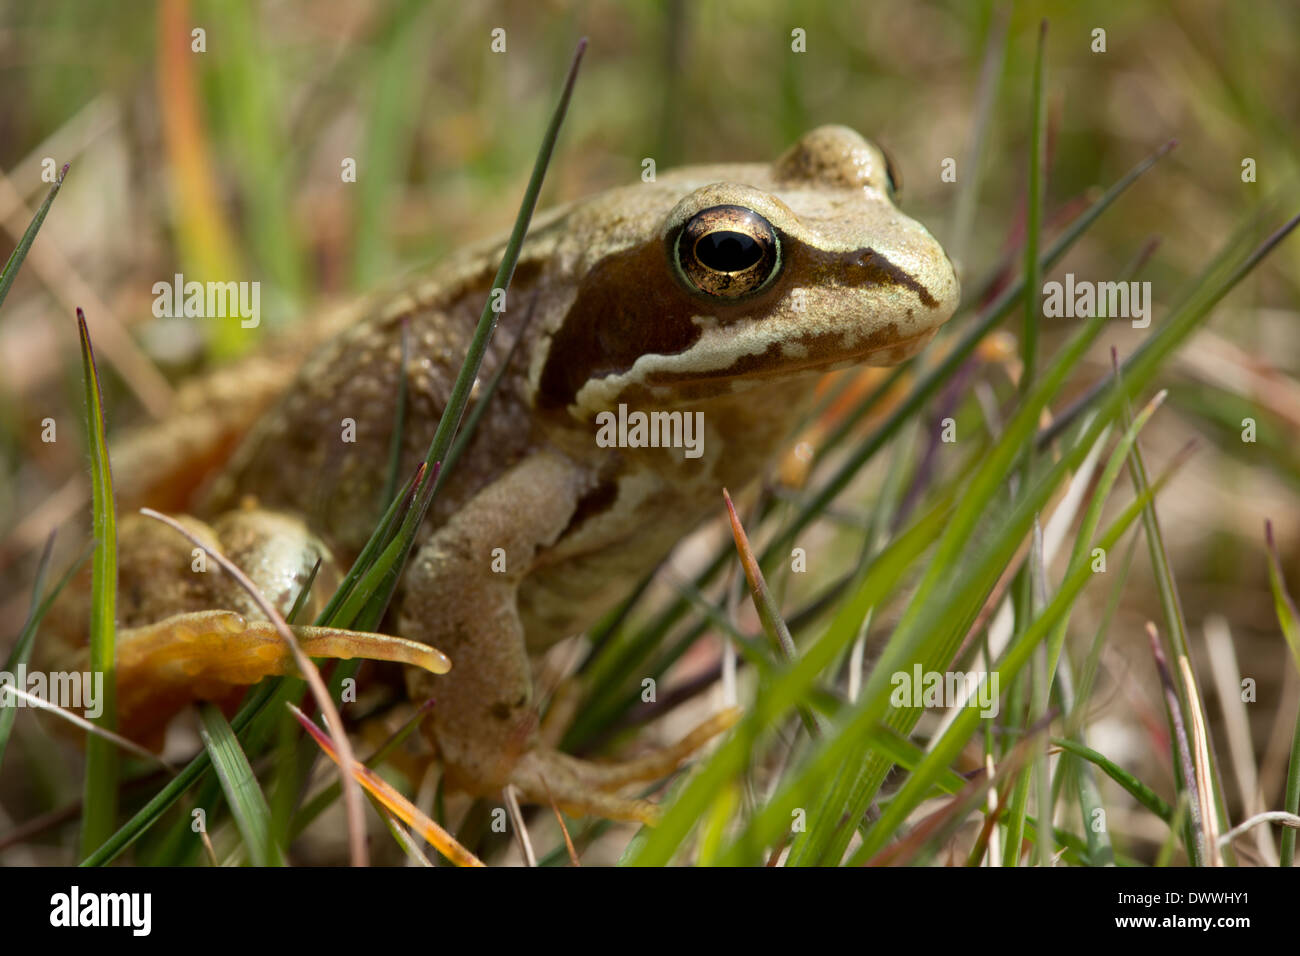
[106,610,450,744]
[507,707,741,825]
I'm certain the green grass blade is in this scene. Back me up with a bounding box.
[0,538,92,771]
[1009,20,1050,866]
[0,163,68,311]
[1050,736,1173,822]
[847,454,1189,864]
[1265,520,1300,671]
[1146,622,1205,865]
[1020,19,1048,397]
[197,703,284,866]
[0,534,54,769]
[350,37,588,630]
[1117,355,1232,864]
[314,462,426,627]
[348,0,436,289]
[947,6,1007,275]
[80,679,280,866]
[76,307,120,859]
[382,320,411,507]
[1283,706,1300,868]
[625,484,957,865]
[415,39,586,481]
[207,0,305,308]
[1263,520,1300,866]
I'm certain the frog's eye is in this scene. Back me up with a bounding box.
[672,204,782,299]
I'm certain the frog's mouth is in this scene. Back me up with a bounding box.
[637,325,939,394]
[565,323,944,415]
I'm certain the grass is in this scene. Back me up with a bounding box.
[74,308,118,858]
[0,163,67,311]
[3,3,1300,868]
[1263,521,1300,866]
[197,703,282,867]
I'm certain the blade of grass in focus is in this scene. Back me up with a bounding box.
[198,703,284,867]
[76,308,120,859]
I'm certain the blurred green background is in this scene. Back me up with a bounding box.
[4,0,1296,336]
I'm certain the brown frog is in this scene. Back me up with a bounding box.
[95,125,960,823]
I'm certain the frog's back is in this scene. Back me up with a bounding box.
[198,257,544,561]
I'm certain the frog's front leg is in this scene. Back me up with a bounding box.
[399,452,581,792]
[401,450,732,824]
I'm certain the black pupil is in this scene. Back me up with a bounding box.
[696,231,761,272]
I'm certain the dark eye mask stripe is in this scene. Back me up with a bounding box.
[537,238,939,411]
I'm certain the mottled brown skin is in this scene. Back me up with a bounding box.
[110,126,960,821]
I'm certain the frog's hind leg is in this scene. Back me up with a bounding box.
[72,507,451,747]
[508,708,740,825]
[110,609,449,744]
[60,507,336,746]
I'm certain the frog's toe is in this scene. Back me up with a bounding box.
[510,751,663,825]
[507,707,741,825]
[107,611,450,744]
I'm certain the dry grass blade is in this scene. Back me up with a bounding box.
[0,684,173,772]
[1178,653,1222,865]
[504,785,537,866]
[1146,622,1211,865]
[723,488,820,737]
[540,777,581,866]
[868,727,1039,867]
[288,703,484,867]
[1203,615,1277,864]
[1217,811,1300,851]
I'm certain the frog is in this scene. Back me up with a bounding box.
[94,124,960,824]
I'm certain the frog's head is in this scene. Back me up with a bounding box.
[535,125,959,417]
